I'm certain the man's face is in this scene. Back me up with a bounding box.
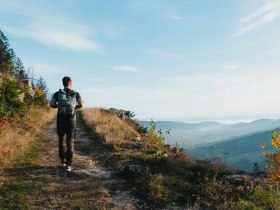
[68,81,72,89]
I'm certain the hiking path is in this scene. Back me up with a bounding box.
[4,112,150,209]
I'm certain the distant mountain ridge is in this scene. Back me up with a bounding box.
[139,119,280,147]
[189,128,279,171]
[139,120,223,130]
[139,119,280,172]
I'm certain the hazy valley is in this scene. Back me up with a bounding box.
[140,119,280,171]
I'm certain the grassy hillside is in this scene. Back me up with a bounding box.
[0,30,53,168]
[82,108,280,209]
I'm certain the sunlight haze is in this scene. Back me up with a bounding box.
[1,0,280,121]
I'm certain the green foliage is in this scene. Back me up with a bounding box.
[13,57,27,80]
[232,186,280,210]
[33,76,49,105]
[232,200,261,210]
[251,186,280,209]
[145,120,166,149]
[253,162,261,174]
[0,182,30,209]
[261,129,280,183]
[0,30,49,117]
[0,75,26,116]
[0,31,15,75]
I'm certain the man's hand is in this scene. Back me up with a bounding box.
[76,98,84,109]
[50,99,58,108]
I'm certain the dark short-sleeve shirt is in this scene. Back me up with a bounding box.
[52,88,82,120]
[52,88,81,101]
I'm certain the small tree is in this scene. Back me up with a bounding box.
[0,75,26,116]
[0,31,15,75]
[253,162,261,174]
[13,57,26,79]
[261,129,280,183]
[145,120,169,150]
[34,76,49,105]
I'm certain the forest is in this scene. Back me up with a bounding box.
[0,30,49,117]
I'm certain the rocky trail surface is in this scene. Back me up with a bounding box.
[2,112,150,209]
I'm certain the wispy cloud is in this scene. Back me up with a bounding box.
[259,49,280,54]
[0,0,102,51]
[220,64,239,70]
[84,78,108,82]
[160,75,247,84]
[216,41,257,53]
[148,48,185,59]
[234,1,280,36]
[30,63,66,76]
[112,66,140,72]
[98,22,132,39]
[130,0,186,22]
[162,14,184,21]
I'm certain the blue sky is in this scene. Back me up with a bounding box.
[1,0,280,122]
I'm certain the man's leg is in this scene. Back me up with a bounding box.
[58,135,66,164]
[65,118,76,166]
[57,117,66,164]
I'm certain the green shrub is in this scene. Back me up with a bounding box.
[252,187,280,209]
[232,200,261,210]
[144,120,165,150]
[0,77,26,116]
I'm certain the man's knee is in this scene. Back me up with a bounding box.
[66,138,74,150]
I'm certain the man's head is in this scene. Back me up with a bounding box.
[62,76,72,88]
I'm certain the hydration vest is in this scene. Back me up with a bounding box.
[57,89,77,116]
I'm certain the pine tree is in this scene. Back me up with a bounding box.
[34,76,49,104]
[0,30,15,75]
[0,74,26,116]
[253,162,261,174]
[13,57,26,79]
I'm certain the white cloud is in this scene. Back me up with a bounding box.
[234,0,280,36]
[240,1,280,23]
[130,0,185,22]
[160,75,247,84]
[0,0,102,51]
[160,10,184,21]
[30,63,66,76]
[31,23,101,52]
[79,69,280,120]
[259,49,280,54]
[216,41,257,53]
[148,48,185,59]
[112,66,140,72]
[220,64,240,70]
[85,78,108,82]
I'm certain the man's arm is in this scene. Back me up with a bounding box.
[50,98,58,108]
[76,98,84,109]
[50,92,58,108]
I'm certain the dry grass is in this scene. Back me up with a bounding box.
[81,107,280,209]
[0,106,56,168]
[81,108,139,145]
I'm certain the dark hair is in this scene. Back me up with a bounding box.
[62,76,72,86]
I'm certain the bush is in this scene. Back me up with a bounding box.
[144,120,165,150]
[261,129,280,184]
[0,76,26,116]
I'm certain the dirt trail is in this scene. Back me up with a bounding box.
[4,112,149,209]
